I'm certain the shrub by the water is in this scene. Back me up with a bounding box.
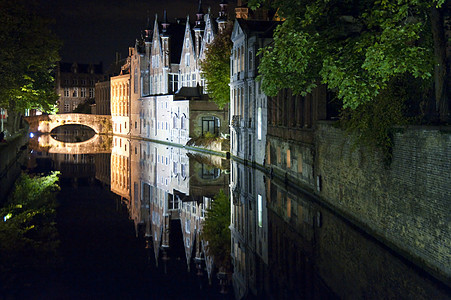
[0,171,61,292]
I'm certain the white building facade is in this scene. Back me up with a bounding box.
[230,19,278,166]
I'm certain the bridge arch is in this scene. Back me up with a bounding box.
[25,113,112,135]
[30,134,112,154]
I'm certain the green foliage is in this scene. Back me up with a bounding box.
[200,23,233,109]
[0,171,61,290]
[253,0,448,156]
[257,0,439,110]
[339,74,428,162]
[201,190,231,270]
[0,0,61,113]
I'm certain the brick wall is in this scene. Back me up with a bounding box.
[315,122,451,283]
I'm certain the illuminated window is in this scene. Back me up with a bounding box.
[181,115,186,129]
[258,194,262,227]
[257,107,262,140]
[185,220,190,233]
[287,149,291,168]
[287,197,291,218]
[181,164,186,178]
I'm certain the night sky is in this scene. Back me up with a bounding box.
[37,0,232,70]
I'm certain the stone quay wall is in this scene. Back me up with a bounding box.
[314,121,451,285]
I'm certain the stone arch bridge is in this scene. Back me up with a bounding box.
[29,134,112,154]
[25,113,112,134]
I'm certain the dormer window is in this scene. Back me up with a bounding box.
[185,53,190,66]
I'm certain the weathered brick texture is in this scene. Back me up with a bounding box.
[315,122,451,283]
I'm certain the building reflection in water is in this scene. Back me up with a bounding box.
[230,161,450,299]
[27,135,451,299]
[112,136,231,287]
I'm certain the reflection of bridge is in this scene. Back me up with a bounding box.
[29,134,112,154]
[25,113,112,134]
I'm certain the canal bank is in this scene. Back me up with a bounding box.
[0,129,29,205]
[266,122,451,288]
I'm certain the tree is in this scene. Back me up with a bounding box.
[200,22,233,109]
[251,0,449,122]
[73,98,95,114]
[201,189,231,271]
[0,0,61,134]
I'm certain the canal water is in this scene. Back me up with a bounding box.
[4,130,450,299]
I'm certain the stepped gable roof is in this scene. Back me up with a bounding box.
[236,18,281,38]
[58,62,103,74]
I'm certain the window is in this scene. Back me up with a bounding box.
[202,116,219,136]
[89,88,94,98]
[257,107,262,140]
[181,164,186,178]
[64,103,70,112]
[192,73,196,87]
[81,79,86,85]
[72,87,78,97]
[64,88,69,97]
[286,149,292,168]
[169,74,178,92]
[185,38,189,48]
[258,195,263,227]
[80,88,86,98]
[134,67,138,93]
[72,78,78,85]
[152,55,159,68]
[185,53,190,66]
[181,115,186,129]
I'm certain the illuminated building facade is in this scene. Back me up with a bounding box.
[111,68,130,136]
[94,80,111,115]
[112,1,229,146]
[230,19,279,165]
[55,62,103,113]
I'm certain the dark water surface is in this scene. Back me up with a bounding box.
[3,134,450,299]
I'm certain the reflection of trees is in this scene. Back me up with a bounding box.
[201,189,231,273]
[0,172,61,293]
